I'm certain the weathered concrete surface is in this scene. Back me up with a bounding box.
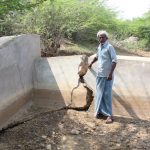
[86,55,150,119]
[0,34,40,128]
[33,56,87,109]
[34,55,150,119]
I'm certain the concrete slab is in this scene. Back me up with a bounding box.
[33,56,87,109]
[34,55,150,119]
[86,55,150,119]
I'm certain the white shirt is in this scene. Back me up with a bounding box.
[96,40,117,77]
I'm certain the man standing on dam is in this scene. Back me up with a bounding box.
[88,30,117,124]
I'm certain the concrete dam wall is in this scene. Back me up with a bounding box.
[0,35,40,128]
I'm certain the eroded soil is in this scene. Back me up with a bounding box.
[0,105,150,150]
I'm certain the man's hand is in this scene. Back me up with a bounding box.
[107,73,112,80]
[107,62,116,80]
[88,63,92,69]
[88,56,97,69]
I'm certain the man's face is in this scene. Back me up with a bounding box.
[99,34,107,43]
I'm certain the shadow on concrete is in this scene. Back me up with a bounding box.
[33,58,67,109]
[113,91,139,119]
[89,68,97,77]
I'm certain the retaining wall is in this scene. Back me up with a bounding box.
[0,34,40,128]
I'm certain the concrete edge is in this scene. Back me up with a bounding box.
[0,34,40,49]
[117,55,150,61]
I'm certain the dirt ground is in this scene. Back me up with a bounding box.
[0,48,150,150]
[0,102,150,150]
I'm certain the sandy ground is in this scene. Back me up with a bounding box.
[0,103,150,150]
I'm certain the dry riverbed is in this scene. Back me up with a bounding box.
[0,105,150,150]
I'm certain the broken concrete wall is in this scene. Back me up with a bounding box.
[0,34,40,128]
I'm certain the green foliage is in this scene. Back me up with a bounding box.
[0,0,122,39]
[0,0,48,36]
[0,0,150,50]
[128,11,150,49]
[0,0,43,18]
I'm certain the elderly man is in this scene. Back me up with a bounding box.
[88,30,117,124]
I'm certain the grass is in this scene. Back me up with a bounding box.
[60,40,98,54]
[59,39,150,57]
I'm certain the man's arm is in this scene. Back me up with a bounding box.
[88,56,98,68]
[107,45,117,80]
[107,62,116,80]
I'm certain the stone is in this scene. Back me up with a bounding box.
[46,144,52,150]
[70,129,80,135]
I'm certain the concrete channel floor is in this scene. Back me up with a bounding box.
[33,55,150,119]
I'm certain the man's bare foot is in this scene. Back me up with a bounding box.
[105,116,113,124]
